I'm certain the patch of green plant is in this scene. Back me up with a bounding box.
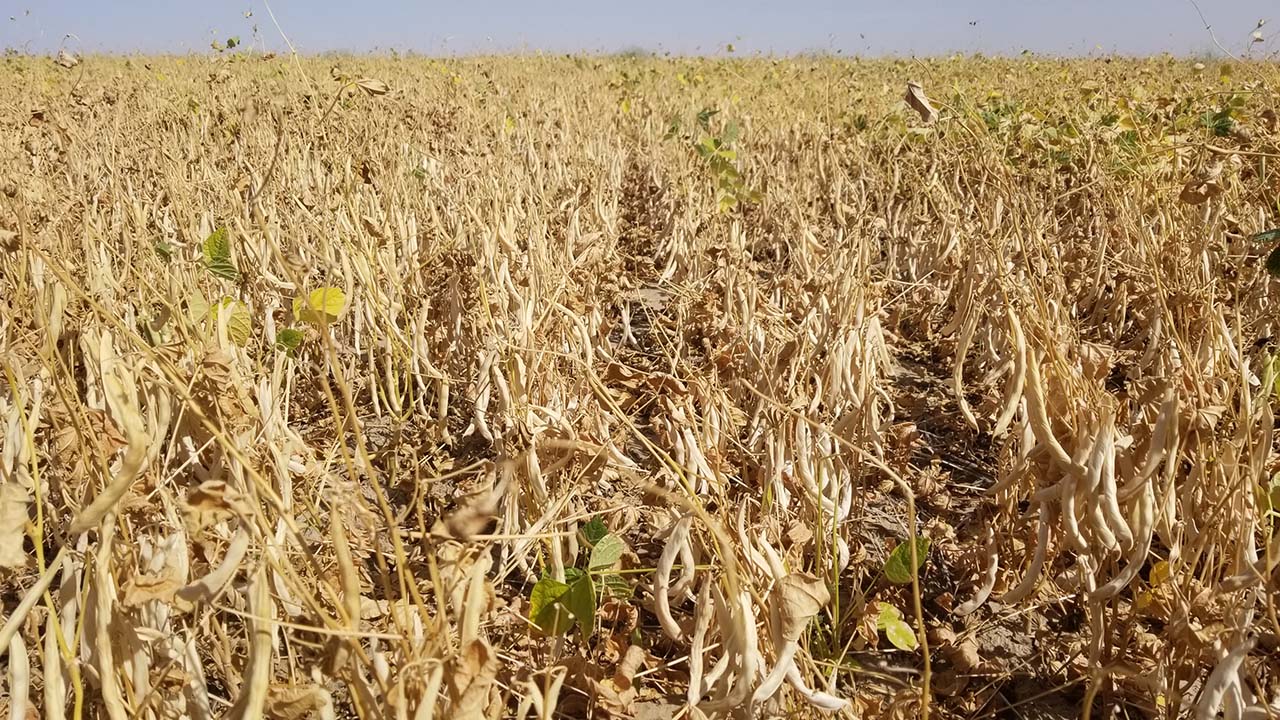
[875,601,918,651]
[693,109,761,212]
[527,516,631,637]
[883,536,930,585]
[1201,94,1246,137]
[1253,228,1280,278]
[201,227,239,282]
[185,291,252,347]
[979,97,1022,134]
[154,240,173,262]
[275,328,305,355]
[293,287,348,325]
[664,108,763,211]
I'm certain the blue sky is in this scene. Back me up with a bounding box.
[2,1,1275,56]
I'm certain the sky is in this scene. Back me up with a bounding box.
[1,1,1276,57]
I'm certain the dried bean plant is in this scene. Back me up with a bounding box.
[1,52,1280,719]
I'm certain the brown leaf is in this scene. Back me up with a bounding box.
[1262,108,1278,133]
[784,522,814,548]
[122,574,181,606]
[55,49,79,69]
[360,215,385,240]
[1179,158,1225,204]
[633,703,679,720]
[183,480,242,534]
[772,572,831,642]
[449,639,498,719]
[1193,404,1228,431]
[944,636,983,672]
[265,684,330,720]
[904,81,937,123]
[354,77,389,96]
[931,669,970,697]
[200,350,235,386]
[595,645,648,716]
[431,490,499,540]
[1079,342,1114,382]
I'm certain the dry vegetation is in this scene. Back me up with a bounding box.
[2,51,1280,719]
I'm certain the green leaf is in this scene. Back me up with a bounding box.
[875,602,917,651]
[883,537,931,585]
[599,573,633,599]
[214,298,252,347]
[154,241,173,262]
[581,516,609,546]
[874,601,902,628]
[884,618,919,651]
[562,566,586,585]
[187,291,211,324]
[202,228,240,282]
[1267,246,1280,278]
[293,287,347,324]
[276,328,304,353]
[529,578,574,636]
[722,121,740,145]
[563,574,596,636]
[589,534,625,571]
[696,107,719,131]
[1252,228,1280,244]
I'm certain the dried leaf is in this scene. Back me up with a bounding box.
[633,703,679,720]
[596,645,647,716]
[183,480,241,534]
[360,214,385,239]
[55,49,79,69]
[1179,158,1225,205]
[354,77,389,96]
[122,574,180,606]
[772,572,830,642]
[904,81,937,123]
[265,684,330,720]
[449,639,498,719]
[432,490,499,540]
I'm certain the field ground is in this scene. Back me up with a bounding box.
[2,53,1280,718]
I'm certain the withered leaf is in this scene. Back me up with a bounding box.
[772,572,831,642]
[449,639,498,719]
[905,81,937,123]
[431,490,499,540]
[122,574,181,606]
[183,479,242,534]
[265,685,330,720]
[354,77,389,96]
